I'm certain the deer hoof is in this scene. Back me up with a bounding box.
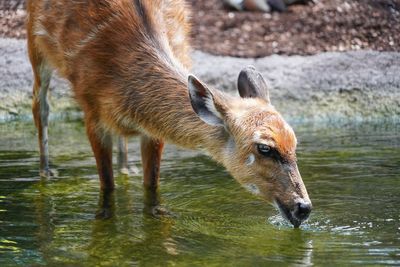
[40,168,58,178]
[119,167,130,176]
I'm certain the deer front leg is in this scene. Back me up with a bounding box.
[28,37,56,178]
[140,135,164,190]
[86,119,114,191]
[117,136,129,175]
[32,80,53,177]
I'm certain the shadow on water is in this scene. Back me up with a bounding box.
[0,120,399,266]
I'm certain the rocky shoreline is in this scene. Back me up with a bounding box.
[1,38,399,122]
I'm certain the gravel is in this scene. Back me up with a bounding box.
[189,0,400,57]
[1,0,400,57]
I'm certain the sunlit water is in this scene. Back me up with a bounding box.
[0,120,399,266]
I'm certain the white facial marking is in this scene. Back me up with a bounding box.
[253,131,262,142]
[272,200,279,210]
[224,138,235,156]
[253,131,276,147]
[246,153,255,166]
[295,198,307,206]
[244,183,261,196]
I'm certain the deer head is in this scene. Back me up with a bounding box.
[188,66,312,227]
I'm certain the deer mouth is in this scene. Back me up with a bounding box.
[274,199,302,228]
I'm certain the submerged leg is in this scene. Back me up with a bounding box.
[29,40,54,177]
[117,136,129,175]
[86,117,114,191]
[95,188,115,219]
[140,135,164,190]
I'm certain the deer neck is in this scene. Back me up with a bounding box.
[119,53,227,162]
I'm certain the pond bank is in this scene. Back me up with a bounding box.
[1,38,399,122]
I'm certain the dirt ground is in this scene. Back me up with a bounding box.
[1,0,399,57]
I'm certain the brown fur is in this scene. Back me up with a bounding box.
[27,0,311,225]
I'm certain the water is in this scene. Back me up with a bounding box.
[0,120,399,266]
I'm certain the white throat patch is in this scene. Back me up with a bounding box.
[244,183,261,196]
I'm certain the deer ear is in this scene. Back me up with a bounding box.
[188,75,224,126]
[237,66,270,103]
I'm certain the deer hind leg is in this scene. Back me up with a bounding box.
[140,135,164,190]
[85,117,114,191]
[29,40,55,177]
[117,136,129,175]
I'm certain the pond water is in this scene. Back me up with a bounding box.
[0,120,399,266]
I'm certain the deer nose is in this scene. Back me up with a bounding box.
[294,201,312,221]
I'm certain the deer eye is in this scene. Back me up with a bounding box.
[257,144,272,157]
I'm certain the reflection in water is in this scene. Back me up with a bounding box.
[95,190,115,220]
[291,233,313,267]
[88,190,118,265]
[142,189,179,258]
[0,121,399,266]
[33,180,55,265]
[87,181,178,265]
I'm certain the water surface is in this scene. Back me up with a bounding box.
[0,120,399,266]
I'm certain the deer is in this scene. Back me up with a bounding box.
[27,0,312,227]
